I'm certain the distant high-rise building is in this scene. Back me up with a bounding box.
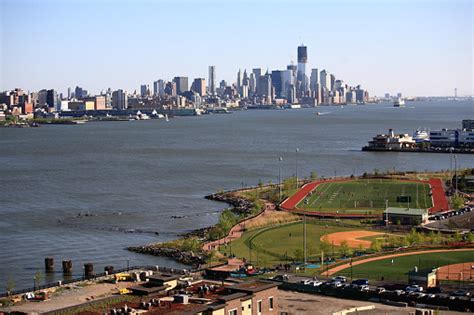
[153,81,159,96]
[165,81,177,97]
[192,78,206,97]
[257,71,272,104]
[320,70,330,91]
[46,89,58,110]
[252,68,262,93]
[75,86,85,99]
[112,89,128,110]
[140,84,148,98]
[249,73,256,95]
[173,77,188,95]
[208,66,216,95]
[330,74,336,91]
[297,44,308,94]
[67,87,71,100]
[310,68,319,93]
[271,71,283,98]
[236,69,243,95]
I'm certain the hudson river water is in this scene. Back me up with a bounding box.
[0,100,473,291]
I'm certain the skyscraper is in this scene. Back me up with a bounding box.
[140,84,148,97]
[192,78,207,97]
[310,68,319,93]
[173,77,189,95]
[208,66,216,95]
[297,44,308,94]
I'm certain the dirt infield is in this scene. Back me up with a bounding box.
[437,262,474,281]
[326,249,474,276]
[321,230,383,249]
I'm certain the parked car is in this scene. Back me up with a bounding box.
[351,279,369,286]
[451,290,471,297]
[375,287,386,294]
[308,280,323,287]
[333,276,347,283]
[359,285,370,292]
[300,278,312,285]
[394,290,406,295]
[406,285,423,293]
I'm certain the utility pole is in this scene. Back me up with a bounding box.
[454,154,458,194]
[385,199,389,226]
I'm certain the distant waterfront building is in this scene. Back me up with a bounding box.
[463,120,474,130]
[192,78,206,97]
[75,86,87,99]
[173,77,188,95]
[67,87,71,100]
[430,129,474,148]
[112,89,128,110]
[208,66,216,95]
[46,89,58,111]
[249,73,256,95]
[153,81,159,96]
[252,68,262,92]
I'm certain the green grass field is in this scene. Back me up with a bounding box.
[219,220,365,266]
[297,179,433,213]
[334,250,474,282]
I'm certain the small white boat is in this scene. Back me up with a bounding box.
[413,129,429,143]
[393,98,405,107]
[316,112,321,116]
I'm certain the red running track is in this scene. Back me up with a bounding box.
[280,178,450,216]
[428,178,450,213]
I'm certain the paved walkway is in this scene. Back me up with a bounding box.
[325,248,474,276]
[202,202,276,251]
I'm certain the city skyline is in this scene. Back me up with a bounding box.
[1,0,472,97]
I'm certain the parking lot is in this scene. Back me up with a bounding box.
[271,273,474,312]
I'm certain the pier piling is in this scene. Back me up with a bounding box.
[84,263,94,278]
[45,257,54,272]
[62,260,73,274]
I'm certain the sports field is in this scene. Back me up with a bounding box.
[297,179,432,213]
[333,250,474,282]
[219,221,366,266]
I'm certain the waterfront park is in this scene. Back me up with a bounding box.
[210,170,474,284]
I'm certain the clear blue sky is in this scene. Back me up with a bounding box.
[1,0,472,97]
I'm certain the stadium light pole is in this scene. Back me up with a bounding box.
[385,199,389,227]
[295,148,299,189]
[279,156,283,202]
[450,147,454,186]
[303,213,307,265]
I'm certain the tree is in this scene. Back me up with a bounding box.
[339,240,351,257]
[34,270,43,290]
[370,239,382,253]
[293,248,304,262]
[310,171,318,181]
[319,240,331,256]
[407,229,422,245]
[6,276,15,296]
[451,193,465,209]
[465,232,474,243]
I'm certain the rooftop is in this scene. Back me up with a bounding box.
[386,207,428,216]
[227,279,279,293]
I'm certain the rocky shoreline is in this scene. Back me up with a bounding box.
[127,190,255,265]
[127,245,206,266]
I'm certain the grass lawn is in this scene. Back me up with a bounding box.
[297,179,433,213]
[219,220,367,267]
[334,250,474,282]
